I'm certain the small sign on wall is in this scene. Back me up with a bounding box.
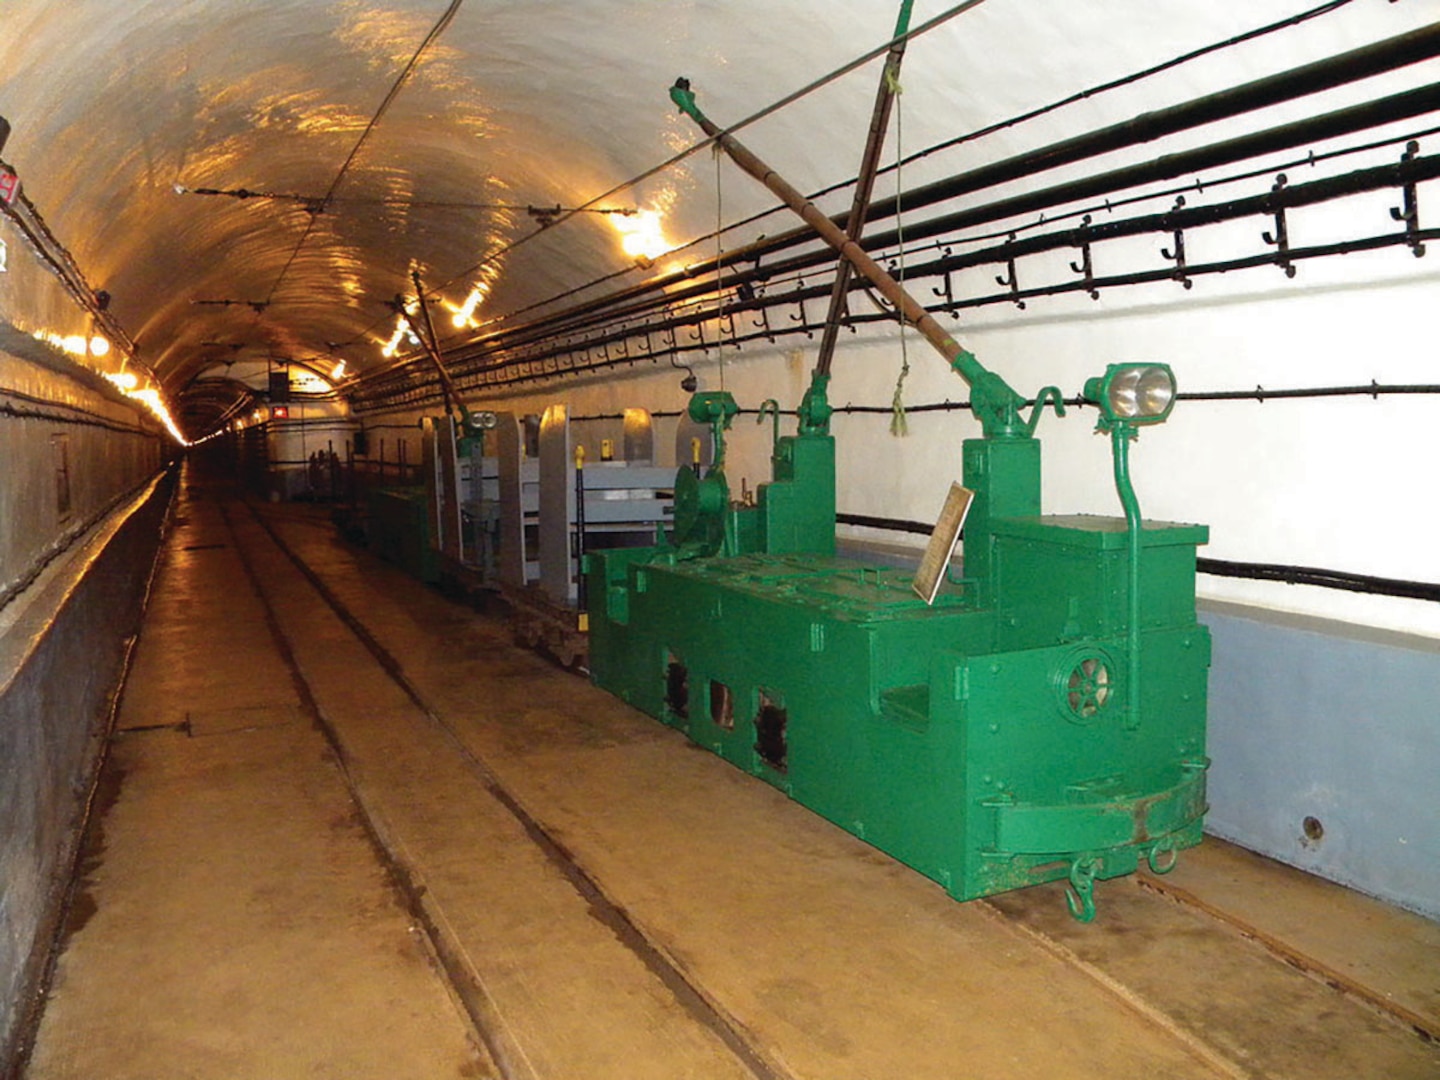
[0,167,20,205]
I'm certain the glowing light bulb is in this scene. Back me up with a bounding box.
[611,209,673,263]
[380,313,409,358]
[89,335,111,357]
[450,283,489,328]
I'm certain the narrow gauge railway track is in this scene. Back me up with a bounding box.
[219,500,788,1080]
[1132,874,1440,1045]
[218,497,1440,1080]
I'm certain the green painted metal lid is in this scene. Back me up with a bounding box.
[672,554,980,622]
[992,514,1209,550]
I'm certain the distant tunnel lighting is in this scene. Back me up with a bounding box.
[129,388,188,443]
[35,328,112,361]
[612,209,673,264]
[331,359,347,380]
[101,372,188,445]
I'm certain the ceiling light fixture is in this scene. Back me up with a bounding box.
[611,208,674,263]
[450,282,491,328]
[380,305,420,358]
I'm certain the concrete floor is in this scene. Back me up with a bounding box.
[22,474,1440,1079]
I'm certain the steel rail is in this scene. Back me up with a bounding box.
[236,501,793,1080]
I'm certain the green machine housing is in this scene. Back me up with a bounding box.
[586,382,1210,920]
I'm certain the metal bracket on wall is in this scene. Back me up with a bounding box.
[1068,216,1099,300]
[1390,140,1426,258]
[1261,174,1297,278]
[995,235,1026,309]
[1160,197,1193,290]
[931,248,957,315]
[789,279,814,337]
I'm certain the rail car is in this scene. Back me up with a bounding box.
[584,374,1209,922]
[350,82,1213,922]
[354,366,1209,920]
[578,82,1213,922]
[364,402,711,665]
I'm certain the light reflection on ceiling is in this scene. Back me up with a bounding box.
[1,1,1433,438]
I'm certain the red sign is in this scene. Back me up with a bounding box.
[271,405,290,420]
[0,169,19,206]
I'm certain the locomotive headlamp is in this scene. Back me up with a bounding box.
[464,409,498,431]
[1085,363,1176,427]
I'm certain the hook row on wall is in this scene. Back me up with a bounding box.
[350,143,1435,406]
[902,142,1433,319]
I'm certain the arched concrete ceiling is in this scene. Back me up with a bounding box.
[0,1,1432,436]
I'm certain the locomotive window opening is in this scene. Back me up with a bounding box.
[665,652,689,719]
[755,691,788,772]
[710,680,734,730]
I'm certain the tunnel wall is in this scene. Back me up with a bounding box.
[1202,602,1440,921]
[0,347,170,1065]
[0,360,166,609]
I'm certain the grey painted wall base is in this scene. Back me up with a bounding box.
[1201,600,1440,922]
[0,470,172,1067]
